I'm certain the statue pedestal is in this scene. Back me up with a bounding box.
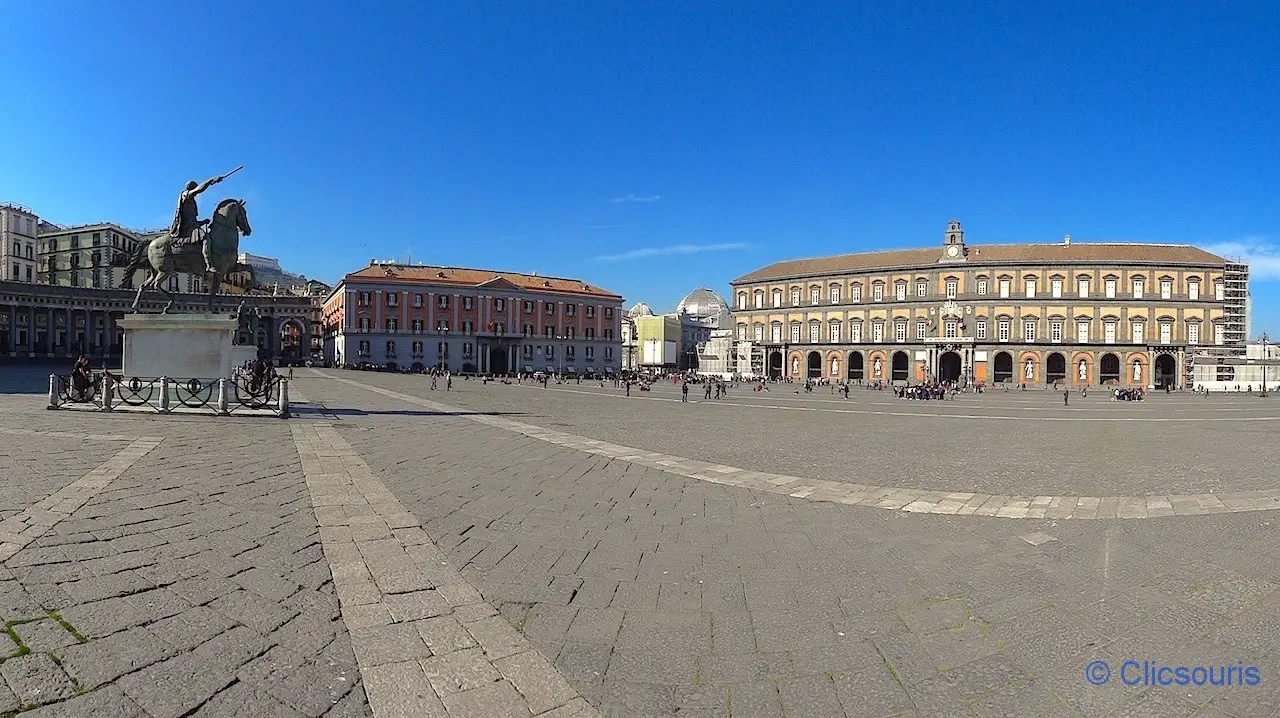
[118,313,238,380]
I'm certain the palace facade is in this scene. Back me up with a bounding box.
[322,262,624,374]
[729,221,1248,388]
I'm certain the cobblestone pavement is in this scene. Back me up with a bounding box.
[293,370,1280,717]
[5,365,1280,717]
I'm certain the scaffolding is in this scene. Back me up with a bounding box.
[1223,262,1249,348]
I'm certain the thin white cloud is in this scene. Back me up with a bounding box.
[610,193,661,203]
[596,242,749,262]
[1203,235,1280,280]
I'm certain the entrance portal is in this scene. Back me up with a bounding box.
[847,351,864,381]
[806,351,822,379]
[1154,354,1176,388]
[489,347,509,375]
[768,351,783,379]
[1101,353,1121,384]
[891,351,909,382]
[993,351,1014,383]
[1046,352,1067,383]
[938,351,962,383]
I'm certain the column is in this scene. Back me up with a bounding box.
[427,292,434,330]
[45,307,53,355]
[7,305,14,355]
[452,294,459,330]
[374,290,383,332]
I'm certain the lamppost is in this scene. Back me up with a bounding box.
[1261,332,1269,397]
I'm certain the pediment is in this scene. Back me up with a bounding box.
[476,276,522,291]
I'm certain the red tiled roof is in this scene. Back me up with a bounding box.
[343,263,623,300]
[732,243,1229,284]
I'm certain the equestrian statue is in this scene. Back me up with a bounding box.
[119,166,252,313]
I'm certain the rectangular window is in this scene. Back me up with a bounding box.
[438,295,449,309]
[605,347,613,360]
[830,286,840,304]
[977,279,987,296]
[916,282,926,297]
[915,321,926,340]
[545,345,554,358]
[944,320,958,339]
[585,346,594,359]
[1215,281,1224,301]
[754,325,764,341]
[522,345,533,359]
[497,298,507,312]
[359,341,370,355]
[412,341,423,357]
[386,318,397,332]
[1188,281,1199,300]
[386,341,396,357]
[544,326,553,338]
[1132,278,1144,299]
[1024,320,1036,342]
[522,323,533,336]
[998,320,1010,342]
[1079,279,1089,298]
[387,292,398,307]
[1160,280,1171,300]
[566,327,575,339]
[999,279,1010,298]
[462,320,473,334]
[791,289,800,306]
[1159,322,1172,344]
[754,292,764,309]
[1104,321,1116,344]
[829,323,840,343]
[872,323,884,342]
[1077,320,1089,343]
[566,304,575,317]
[1050,321,1062,343]
[1025,279,1036,298]
[810,287,820,305]
[809,324,820,343]
[412,319,423,332]
[976,320,987,340]
[737,325,746,340]
[851,285,861,302]
[737,293,746,310]
[1133,323,1145,344]
[545,303,554,315]
[412,293,423,308]
[895,284,907,301]
[945,280,957,299]
[524,300,534,312]
[460,296,472,310]
[605,307,613,319]
[894,321,907,342]
[435,319,449,332]
[772,290,782,308]
[1105,279,1116,298]
[850,322,861,343]
[1214,324,1225,345]
[771,325,781,343]
[791,325,801,343]
[1187,323,1198,345]
[1051,279,1062,298]
[873,284,883,301]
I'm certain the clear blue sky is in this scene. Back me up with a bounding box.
[2,2,1278,333]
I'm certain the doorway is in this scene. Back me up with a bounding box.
[847,351,864,381]
[1154,354,1176,388]
[1101,353,1121,384]
[489,347,509,375]
[1046,352,1066,383]
[768,351,783,379]
[938,351,962,383]
[806,351,822,379]
[993,351,1014,383]
[891,351,909,382]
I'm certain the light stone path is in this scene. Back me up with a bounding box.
[290,419,598,718]
[0,434,162,562]
[319,372,1280,520]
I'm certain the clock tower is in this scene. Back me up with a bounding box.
[940,219,967,262]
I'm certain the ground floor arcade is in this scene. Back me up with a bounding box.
[761,342,1187,388]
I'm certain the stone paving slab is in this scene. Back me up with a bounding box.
[301,370,1280,717]
[291,418,598,717]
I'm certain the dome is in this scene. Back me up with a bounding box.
[627,302,655,317]
[675,288,730,319]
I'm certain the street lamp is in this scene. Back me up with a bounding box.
[1262,332,1269,397]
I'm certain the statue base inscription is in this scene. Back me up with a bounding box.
[118,313,239,380]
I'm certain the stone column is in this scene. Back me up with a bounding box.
[7,305,14,355]
[45,307,53,355]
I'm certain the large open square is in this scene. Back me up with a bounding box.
[2,365,1278,717]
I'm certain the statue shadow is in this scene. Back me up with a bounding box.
[310,407,525,418]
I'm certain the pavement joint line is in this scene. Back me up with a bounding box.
[288,419,600,718]
[0,435,163,564]
[0,426,145,442]
[315,371,1280,520]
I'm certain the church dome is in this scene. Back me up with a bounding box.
[627,302,655,317]
[675,288,730,319]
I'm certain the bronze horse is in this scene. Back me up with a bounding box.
[122,198,252,312]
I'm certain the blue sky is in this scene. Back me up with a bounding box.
[2,2,1278,333]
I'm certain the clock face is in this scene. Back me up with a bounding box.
[946,245,960,257]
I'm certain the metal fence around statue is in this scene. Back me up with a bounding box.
[56,373,102,406]
[116,376,161,408]
[174,377,218,409]
[232,369,280,410]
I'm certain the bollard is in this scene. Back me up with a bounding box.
[102,375,114,412]
[217,378,229,415]
[47,374,59,410]
[278,378,290,419]
[158,377,170,413]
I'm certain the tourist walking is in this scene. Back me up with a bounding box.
[1064,389,1069,406]
[682,382,689,402]
[430,374,438,390]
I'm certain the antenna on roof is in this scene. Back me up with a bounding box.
[1064,234,1072,246]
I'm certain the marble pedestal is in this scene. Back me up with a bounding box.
[117,313,238,380]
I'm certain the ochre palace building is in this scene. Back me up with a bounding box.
[729,221,1247,388]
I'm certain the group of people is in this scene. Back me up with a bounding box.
[895,383,957,400]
